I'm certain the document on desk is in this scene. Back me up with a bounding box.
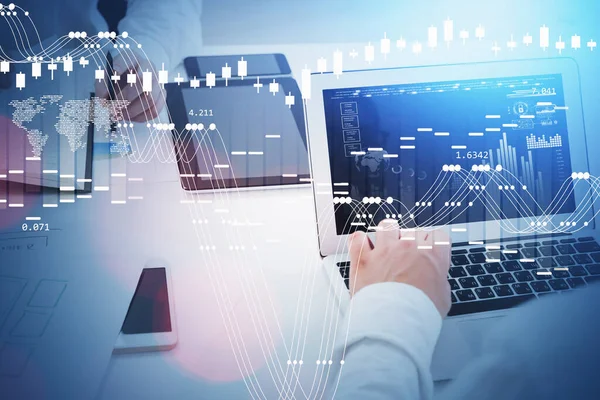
[0,231,133,399]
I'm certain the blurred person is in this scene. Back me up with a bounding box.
[0,0,203,121]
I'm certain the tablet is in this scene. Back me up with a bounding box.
[167,76,310,191]
[184,54,291,78]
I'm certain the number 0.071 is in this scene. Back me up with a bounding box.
[189,109,213,117]
[456,151,489,159]
[22,223,49,232]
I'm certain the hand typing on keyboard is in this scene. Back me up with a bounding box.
[347,219,452,317]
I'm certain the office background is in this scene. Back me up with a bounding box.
[1,0,599,399]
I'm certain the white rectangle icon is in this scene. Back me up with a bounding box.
[428,26,438,48]
[269,81,278,94]
[222,64,231,79]
[127,73,137,85]
[540,26,549,48]
[476,25,485,40]
[32,62,41,78]
[158,69,168,86]
[63,57,73,74]
[301,68,311,100]
[443,19,454,42]
[237,58,247,79]
[285,93,295,107]
[206,72,216,88]
[397,37,407,49]
[0,60,9,73]
[381,35,391,55]
[317,58,327,73]
[16,72,25,89]
[333,50,343,76]
[365,43,375,63]
[142,71,153,93]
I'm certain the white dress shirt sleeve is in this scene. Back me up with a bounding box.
[117,0,203,70]
[327,282,442,400]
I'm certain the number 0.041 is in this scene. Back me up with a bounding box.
[22,223,49,232]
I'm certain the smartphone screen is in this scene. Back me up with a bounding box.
[121,268,172,334]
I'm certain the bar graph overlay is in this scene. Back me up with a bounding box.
[526,133,563,150]
[489,132,542,196]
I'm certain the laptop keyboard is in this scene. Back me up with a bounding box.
[336,236,600,316]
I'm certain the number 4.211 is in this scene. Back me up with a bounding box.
[189,109,213,117]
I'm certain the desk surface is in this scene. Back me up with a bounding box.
[99,183,341,399]
[0,38,586,398]
[96,40,600,399]
[98,43,363,400]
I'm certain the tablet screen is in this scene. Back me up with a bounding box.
[168,79,310,190]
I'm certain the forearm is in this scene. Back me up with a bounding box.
[328,283,442,400]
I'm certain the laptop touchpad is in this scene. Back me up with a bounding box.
[432,315,506,381]
[458,315,505,354]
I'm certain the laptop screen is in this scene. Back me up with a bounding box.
[322,73,575,235]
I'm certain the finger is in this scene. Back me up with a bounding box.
[416,229,433,250]
[347,231,372,267]
[348,231,371,295]
[431,229,452,272]
[125,81,164,117]
[375,219,400,248]
[122,95,150,121]
[128,94,165,122]
[117,83,143,104]
[112,53,139,76]
[431,228,451,249]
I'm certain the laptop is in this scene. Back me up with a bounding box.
[304,58,599,380]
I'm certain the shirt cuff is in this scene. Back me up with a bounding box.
[344,282,443,364]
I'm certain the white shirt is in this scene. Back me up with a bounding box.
[117,0,203,69]
[328,281,600,399]
[0,0,202,69]
[328,282,442,400]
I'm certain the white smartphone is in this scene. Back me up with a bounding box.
[113,265,178,354]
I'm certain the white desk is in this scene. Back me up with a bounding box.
[98,43,371,400]
[98,182,341,399]
[98,41,600,399]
